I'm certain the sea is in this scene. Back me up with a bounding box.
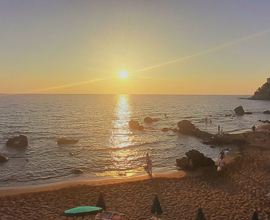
[0,94,270,188]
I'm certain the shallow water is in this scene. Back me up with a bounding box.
[0,94,269,187]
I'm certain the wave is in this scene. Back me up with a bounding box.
[18,173,71,182]
[96,141,162,151]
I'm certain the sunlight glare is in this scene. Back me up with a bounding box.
[119,71,128,78]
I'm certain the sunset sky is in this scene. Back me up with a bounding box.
[1,0,270,95]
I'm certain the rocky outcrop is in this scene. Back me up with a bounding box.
[234,106,252,115]
[71,169,83,174]
[57,139,78,145]
[258,120,270,123]
[6,135,28,148]
[178,120,196,133]
[185,150,215,168]
[129,120,144,130]
[176,157,192,170]
[177,120,213,140]
[0,155,8,163]
[234,106,245,115]
[263,110,270,114]
[176,150,215,170]
[251,82,270,100]
[144,117,158,124]
[203,135,246,146]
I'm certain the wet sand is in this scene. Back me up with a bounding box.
[1,130,270,219]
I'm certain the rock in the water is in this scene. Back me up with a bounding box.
[234,106,245,115]
[177,120,196,133]
[71,169,83,174]
[185,149,215,168]
[263,110,270,114]
[144,117,158,123]
[57,139,78,145]
[258,120,270,123]
[177,120,212,140]
[129,120,144,130]
[0,154,8,163]
[6,135,28,148]
[245,112,252,115]
[162,128,169,132]
[144,117,153,123]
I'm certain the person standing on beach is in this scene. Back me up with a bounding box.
[146,153,150,163]
[219,150,225,160]
[218,125,221,134]
[147,157,152,176]
[146,153,152,176]
[219,158,226,173]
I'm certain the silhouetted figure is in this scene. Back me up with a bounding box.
[147,158,152,176]
[219,150,225,160]
[252,125,256,131]
[218,125,221,134]
[146,153,150,163]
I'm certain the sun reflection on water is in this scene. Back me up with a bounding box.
[97,94,145,178]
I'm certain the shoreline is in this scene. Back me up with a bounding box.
[0,145,239,198]
[0,170,186,197]
[0,133,244,197]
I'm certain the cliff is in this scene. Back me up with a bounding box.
[250,82,270,100]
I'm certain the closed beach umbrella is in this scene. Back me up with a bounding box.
[96,192,106,211]
[195,207,206,220]
[151,194,163,216]
[251,211,259,220]
[62,206,102,218]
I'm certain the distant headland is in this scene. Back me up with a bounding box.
[250,78,270,100]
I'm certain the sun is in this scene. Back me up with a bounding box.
[119,71,128,78]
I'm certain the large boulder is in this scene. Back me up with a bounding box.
[234,106,245,115]
[57,139,78,145]
[144,117,154,123]
[176,157,191,170]
[129,120,144,130]
[177,120,196,134]
[6,135,28,148]
[144,117,158,124]
[185,149,215,168]
[0,154,8,163]
[177,120,213,140]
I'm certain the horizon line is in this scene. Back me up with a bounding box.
[0,93,252,96]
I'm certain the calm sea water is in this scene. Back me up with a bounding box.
[0,94,269,188]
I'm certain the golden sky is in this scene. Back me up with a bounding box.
[1,1,270,95]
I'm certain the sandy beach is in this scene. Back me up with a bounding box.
[2,130,270,220]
